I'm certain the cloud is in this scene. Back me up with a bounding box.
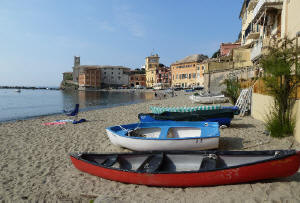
[113,4,145,38]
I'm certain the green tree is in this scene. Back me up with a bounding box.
[261,38,300,137]
[222,78,241,104]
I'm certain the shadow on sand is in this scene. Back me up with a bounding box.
[230,123,256,129]
[219,137,244,150]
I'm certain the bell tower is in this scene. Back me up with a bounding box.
[74,56,80,67]
[145,53,160,88]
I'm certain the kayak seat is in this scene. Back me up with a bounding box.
[137,154,164,173]
[101,155,118,167]
[199,155,227,171]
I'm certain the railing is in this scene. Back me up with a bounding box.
[253,0,283,19]
[251,40,263,61]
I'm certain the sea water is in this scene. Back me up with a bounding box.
[0,89,154,122]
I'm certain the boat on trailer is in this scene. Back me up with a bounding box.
[106,121,220,151]
[70,150,300,187]
[138,108,235,126]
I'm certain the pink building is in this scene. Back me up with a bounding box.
[220,42,241,56]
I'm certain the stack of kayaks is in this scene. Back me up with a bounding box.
[150,105,240,115]
[139,108,236,126]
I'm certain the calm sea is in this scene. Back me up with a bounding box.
[0,89,154,122]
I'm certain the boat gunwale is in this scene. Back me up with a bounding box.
[70,150,297,174]
[105,126,220,140]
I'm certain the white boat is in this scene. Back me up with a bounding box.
[106,121,220,151]
[15,89,21,93]
[189,95,228,104]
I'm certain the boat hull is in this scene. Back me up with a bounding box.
[70,151,300,187]
[189,95,229,104]
[106,129,219,151]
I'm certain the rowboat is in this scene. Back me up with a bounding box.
[150,105,239,115]
[138,108,235,126]
[70,150,300,187]
[106,121,220,151]
[189,95,229,104]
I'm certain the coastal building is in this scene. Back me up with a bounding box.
[129,70,146,88]
[241,0,300,141]
[171,54,208,88]
[72,56,130,89]
[78,67,101,90]
[220,42,241,56]
[145,54,160,88]
[155,65,172,89]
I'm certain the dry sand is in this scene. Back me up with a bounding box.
[1,91,300,202]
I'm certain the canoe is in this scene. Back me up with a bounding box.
[106,121,220,151]
[70,150,300,187]
[150,105,240,115]
[189,95,229,104]
[139,109,235,126]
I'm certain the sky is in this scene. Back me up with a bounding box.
[0,0,244,87]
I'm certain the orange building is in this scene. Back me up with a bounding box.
[171,54,208,88]
[78,67,101,90]
[130,73,146,88]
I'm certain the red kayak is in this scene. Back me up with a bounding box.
[70,150,300,187]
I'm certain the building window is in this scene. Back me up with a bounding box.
[189,74,191,79]
[112,72,113,75]
[111,76,114,79]
[104,72,106,75]
[176,74,178,79]
[202,66,205,70]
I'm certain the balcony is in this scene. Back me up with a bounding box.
[253,0,283,21]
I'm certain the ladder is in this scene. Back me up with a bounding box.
[235,87,253,116]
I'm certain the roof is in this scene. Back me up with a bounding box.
[172,54,208,65]
[74,65,130,70]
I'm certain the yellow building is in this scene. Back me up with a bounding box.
[145,54,160,88]
[171,54,208,88]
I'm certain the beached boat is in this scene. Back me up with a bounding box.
[70,150,300,187]
[139,108,235,126]
[106,121,220,151]
[150,105,240,115]
[189,95,229,104]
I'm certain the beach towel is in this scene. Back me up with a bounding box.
[42,121,67,126]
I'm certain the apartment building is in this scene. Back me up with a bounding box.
[171,54,208,88]
[129,72,146,88]
[78,67,101,90]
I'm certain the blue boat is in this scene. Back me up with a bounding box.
[106,121,220,151]
[138,108,235,126]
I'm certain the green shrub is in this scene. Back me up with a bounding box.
[222,78,241,104]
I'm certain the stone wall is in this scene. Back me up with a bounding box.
[204,67,256,94]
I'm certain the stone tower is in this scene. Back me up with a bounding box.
[145,54,160,88]
[74,56,80,67]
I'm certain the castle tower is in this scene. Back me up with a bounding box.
[145,54,159,88]
[74,56,80,67]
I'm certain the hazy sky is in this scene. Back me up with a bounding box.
[0,0,243,87]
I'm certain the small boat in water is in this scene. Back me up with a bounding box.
[70,150,300,187]
[106,121,220,151]
[139,108,235,126]
[15,89,21,93]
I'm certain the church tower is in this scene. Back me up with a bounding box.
[145,54,159,88]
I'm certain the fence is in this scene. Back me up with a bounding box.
[245,78,300,99]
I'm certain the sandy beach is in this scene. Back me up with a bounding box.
[1,91,300,202]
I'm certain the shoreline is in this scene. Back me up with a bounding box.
[1,92,300,202]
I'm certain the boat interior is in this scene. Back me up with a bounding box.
[128,127,202,139]
[80,152,279,173]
